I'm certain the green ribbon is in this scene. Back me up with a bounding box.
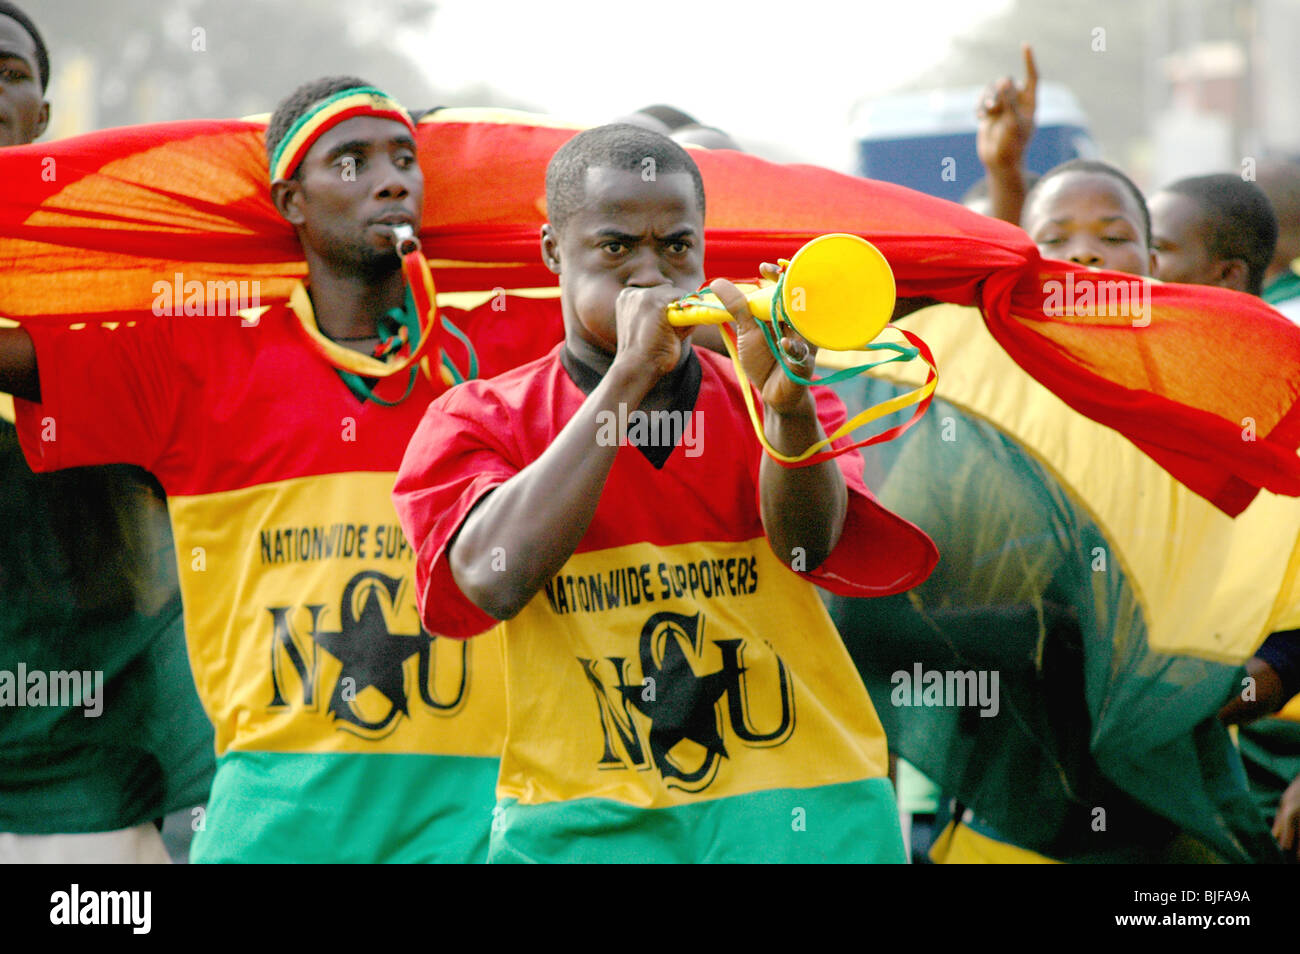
[336,287,479,406]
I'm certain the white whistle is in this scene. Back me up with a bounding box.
[390,224,421,256]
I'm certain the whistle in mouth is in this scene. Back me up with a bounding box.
[390,224,421,256]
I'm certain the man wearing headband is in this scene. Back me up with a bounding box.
[0,76,525,862]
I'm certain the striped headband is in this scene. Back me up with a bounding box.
[270,86,416,183]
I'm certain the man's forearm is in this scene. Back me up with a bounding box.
[449,361,658,620]
[986,164,1027,226]
[0,327,39,402]
[758,392,847,570]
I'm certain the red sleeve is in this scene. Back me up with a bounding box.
[392,383,521,640]
[13,320,186,475]
[784,385,938,597]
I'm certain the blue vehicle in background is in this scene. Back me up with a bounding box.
[851,83,1097,202]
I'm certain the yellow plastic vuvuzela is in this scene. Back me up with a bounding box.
[665,233,897,352]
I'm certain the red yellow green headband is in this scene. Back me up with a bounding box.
[270,86,415,183]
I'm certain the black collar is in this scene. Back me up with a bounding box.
[560,344,702,469]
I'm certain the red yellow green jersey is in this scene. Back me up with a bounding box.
[13,287,562,862]
[394,344,938,862]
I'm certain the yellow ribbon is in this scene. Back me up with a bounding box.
[719,325,938,464]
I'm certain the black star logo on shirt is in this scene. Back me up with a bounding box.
[624,612,730,787]
[311,570,430,735]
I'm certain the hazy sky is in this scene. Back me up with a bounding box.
[405,0,1013,170]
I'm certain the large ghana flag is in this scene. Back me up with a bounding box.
[0,107,1298,515]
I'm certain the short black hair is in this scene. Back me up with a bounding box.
[1024,158,1151,249]
[1161,173,1279,296]
[265,74,372,173]
[636,104,699,132]
[0,1,48,92]
[545,123,706,231]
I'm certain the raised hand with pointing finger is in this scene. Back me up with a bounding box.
[975,44,1038,225]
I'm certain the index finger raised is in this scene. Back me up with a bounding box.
[1022,44,1038,102]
